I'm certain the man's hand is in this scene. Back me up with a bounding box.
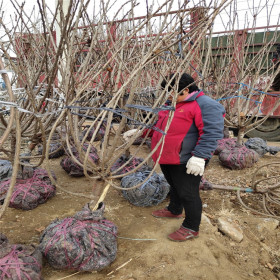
[186,156,205,176]
[123,129,138,142]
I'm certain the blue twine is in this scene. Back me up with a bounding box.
[216,95,262,104]
[121,171,170,207]
[67,105,168,135]
[125,104,175,114]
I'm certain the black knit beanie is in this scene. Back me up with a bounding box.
[160,73,199,93]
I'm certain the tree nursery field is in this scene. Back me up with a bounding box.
[1,142,279,280]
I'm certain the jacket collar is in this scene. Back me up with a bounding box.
[182,90,203,102]
[165,90,204,107]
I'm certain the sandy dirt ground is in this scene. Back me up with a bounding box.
[1,142,280,280]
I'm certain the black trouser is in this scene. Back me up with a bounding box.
[160,164,202,232]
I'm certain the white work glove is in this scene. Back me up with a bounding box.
[123,129,138,142]
[186,156,205,176]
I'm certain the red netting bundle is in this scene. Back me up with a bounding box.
[110,154,147,176]
[82,123,106,141]
[60,144,99,177]
[120,171,170,207]
[0,168,56,210]
[0,233,42,280]
[39,203,117,272]
[219,145,259,169]
[214,138,237,155]
[37,143,65,159]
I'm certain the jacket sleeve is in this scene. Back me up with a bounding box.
[192,96,225,160]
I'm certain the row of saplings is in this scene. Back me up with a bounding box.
[0,127,279,279]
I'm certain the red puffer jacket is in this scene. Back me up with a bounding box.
[148,91,225,165]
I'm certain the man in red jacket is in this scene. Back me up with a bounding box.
[124,73,225,241]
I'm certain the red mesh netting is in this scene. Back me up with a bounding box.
[60,144,99,177]
[0,168,56,210]
[219,145,259,170]
[110,154,147,176]
[214,138,237,155]
[82,124,106,141]
[0,233,42,280]
[39,203,117,271]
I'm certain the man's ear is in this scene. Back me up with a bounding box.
[183,88,189,94]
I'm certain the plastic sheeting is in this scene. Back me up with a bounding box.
[0,160,13,181]
[245,137,280,156]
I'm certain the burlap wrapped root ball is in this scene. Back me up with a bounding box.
[111,154,148,176]
[219,145,259,170]
[0,160,13,181]
[0,160,34,182]
[214,138,237,155]
[39,203,117,271]
[0,168,56,210]
[37,142,65,159]
[0,233,42,280]
[128,136,151,148]
[82,123,106,141]
[121,171,170,207]
[60,143,99,177]
[245,137,280,156]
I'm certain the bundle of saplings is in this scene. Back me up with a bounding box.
[37,142,65,159]
[39,203,117,271]
[121,171,170,207]
[60,143,99,177]
[0,233,42,280]
[219,145,259,169]
[214,138,237,155]
[245,137,280,156]
[111,154,148,176]
[0,168,56,210]
[82,122,106,141]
